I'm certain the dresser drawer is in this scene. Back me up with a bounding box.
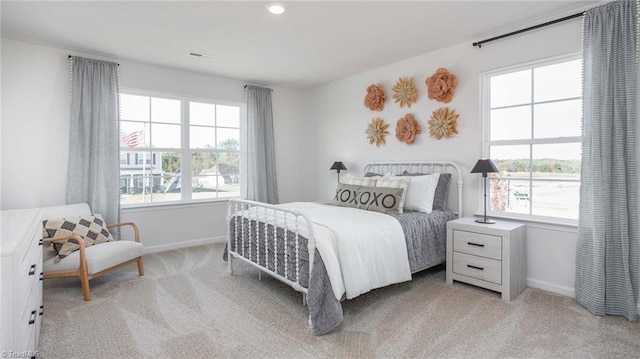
[19,290,40,350]
[35,282,44,349]
[452,252,502,284]
[453,230,502,260]
[19,236,43,308]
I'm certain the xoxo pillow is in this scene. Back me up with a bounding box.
[332,183,404,214]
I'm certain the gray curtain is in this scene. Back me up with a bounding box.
[576,0,638,322]
[241,85,279,204]
[67,56,120,224]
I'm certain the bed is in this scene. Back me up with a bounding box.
[224,161,463,335]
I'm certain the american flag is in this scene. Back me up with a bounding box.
[121,130,144,148]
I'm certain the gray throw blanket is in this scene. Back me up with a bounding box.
[307,253,344,335]
[223,210,454,335]
[223,217,343,335]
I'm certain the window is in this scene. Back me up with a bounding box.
[119,92,241,206]
[482,55,582,221]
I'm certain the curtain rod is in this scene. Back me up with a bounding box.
[244,84,273,91]
[68,55,120,66]
[472,12,584,48]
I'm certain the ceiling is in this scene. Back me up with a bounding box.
[1,1,597,90]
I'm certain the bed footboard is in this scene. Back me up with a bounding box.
[226,199,316,303]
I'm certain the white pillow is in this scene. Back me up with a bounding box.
[342,173,378,187]
[402,173,440,213]
[376,174,411,213]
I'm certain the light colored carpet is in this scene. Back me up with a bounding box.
[39,243,640,358]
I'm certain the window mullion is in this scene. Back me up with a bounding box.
[181,100,192,201]
[528,144,533,216]
[482,73,491,214]
[488,137,582,146]
[529,69,534,216]
[490,96,582,111]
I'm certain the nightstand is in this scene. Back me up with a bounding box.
[446,217,526,301]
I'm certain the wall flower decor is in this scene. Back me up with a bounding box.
[392,77,418,108]
[428,107,459,139]
[395,113,421,145]
[425,68,458,103]
[364,84,386,111]
[366,117,390,147]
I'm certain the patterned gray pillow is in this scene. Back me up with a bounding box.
[332,183,405,214]
[401,171,452,211]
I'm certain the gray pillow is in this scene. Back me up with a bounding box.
[364,172,382,178]
[433,173,451,211]
[332,183,404,214]
[401,171,452,211]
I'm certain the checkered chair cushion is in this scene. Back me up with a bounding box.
[43,214,114,263]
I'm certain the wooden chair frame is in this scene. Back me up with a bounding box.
[43,221,144,301]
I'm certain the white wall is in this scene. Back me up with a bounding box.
[1,38,71,208]
[0,38,312,252]
[303,20,584,296]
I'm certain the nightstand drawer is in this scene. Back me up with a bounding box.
[453,230,502,260]
[452,252,501,284]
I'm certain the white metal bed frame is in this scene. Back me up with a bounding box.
[226,161,463,305]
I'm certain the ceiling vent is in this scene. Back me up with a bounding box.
[189,52,218,60]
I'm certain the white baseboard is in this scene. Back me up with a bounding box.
[526,278,576,298]
[143,236,226,255]
[527,279,640,315]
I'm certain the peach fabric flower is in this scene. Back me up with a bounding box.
[425,68,458,103]
[395,113,421,145]
[364,84,386,111]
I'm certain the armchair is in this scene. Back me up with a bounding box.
[40,203,144,301]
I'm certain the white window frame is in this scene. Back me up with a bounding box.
[480,53,582,225]
[119,88,244,208]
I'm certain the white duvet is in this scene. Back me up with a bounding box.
[275,202,411,300]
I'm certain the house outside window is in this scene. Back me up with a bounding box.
[482,55,582,221]
[119,91,241,206]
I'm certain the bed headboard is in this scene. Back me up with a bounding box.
[363,161,463,216]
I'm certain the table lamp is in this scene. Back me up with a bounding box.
[471,159,500,224]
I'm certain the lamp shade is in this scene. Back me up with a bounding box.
[470,159,499,174]
[330,161,347,171]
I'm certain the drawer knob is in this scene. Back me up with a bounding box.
[28,310,36,325]
[467,264,484,271]
[467,242,485,247]
[28,264,36,275]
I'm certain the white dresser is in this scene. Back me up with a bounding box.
[446,217,526,301]
[1,209,44,358]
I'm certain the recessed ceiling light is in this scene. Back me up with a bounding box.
[266,3,285,15]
